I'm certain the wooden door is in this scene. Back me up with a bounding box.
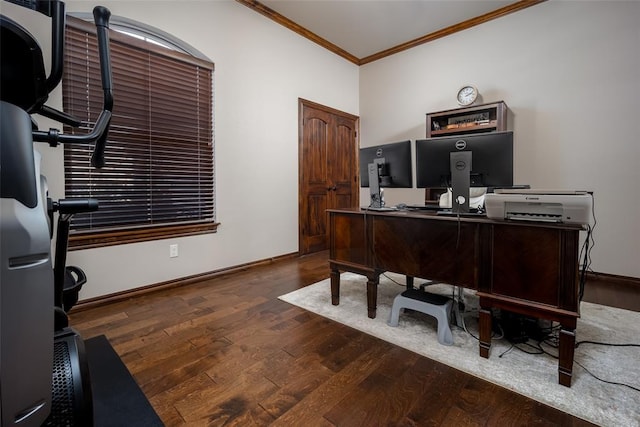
[299,99,359,255]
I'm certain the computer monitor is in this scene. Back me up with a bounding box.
[359,140,412,208]
[416,131,513,212]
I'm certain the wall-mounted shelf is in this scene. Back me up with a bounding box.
[426,101,508,138]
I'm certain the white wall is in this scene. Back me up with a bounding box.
[3,1,359,299]
[4,0,638,299]
[359,1,640,278]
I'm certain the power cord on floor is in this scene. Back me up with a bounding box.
[500,327,640,393]
[573,359,640,393]
[575,340,640,349]
[573,339,640,392]
[499,341,545,358]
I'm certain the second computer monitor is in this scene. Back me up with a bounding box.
[359,140,412,188]
[360,139,412,209]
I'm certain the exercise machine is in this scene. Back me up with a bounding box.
[1,0,113,425]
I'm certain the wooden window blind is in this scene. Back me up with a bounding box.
[62,17,216,249]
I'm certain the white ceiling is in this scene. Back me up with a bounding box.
[259,0,516,59]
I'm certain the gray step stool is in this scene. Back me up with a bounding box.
[387,289,454,346]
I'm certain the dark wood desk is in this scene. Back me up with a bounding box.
[328,208,584,387]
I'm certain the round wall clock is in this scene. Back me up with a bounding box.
[456,85,478,106]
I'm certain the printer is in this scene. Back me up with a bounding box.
[485,190,593,225]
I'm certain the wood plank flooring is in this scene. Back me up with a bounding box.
[70,251,596,426]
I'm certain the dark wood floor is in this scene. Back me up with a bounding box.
[70,251,597,426]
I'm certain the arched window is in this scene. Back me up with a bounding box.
[62,15,216,249]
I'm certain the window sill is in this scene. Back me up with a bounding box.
[68,222,220,250]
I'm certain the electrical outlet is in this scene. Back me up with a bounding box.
[169,244,178,258]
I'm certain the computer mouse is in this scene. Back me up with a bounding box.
[395,203,408,210]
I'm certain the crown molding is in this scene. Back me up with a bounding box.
[237,0,546,66]
[236,0,360,65]
[359,0,546,65]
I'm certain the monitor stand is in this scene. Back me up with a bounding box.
[368,159,385,209]
[450,151,471,213]
[435,151,485,217]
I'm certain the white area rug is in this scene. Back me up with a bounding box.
[279,272,640,427]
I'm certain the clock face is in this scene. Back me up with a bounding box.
[457,85,478,106]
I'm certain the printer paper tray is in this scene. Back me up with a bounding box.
[506,213,563,223]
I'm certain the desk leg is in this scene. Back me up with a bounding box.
[478,308,492,358]
[330,268,340,306]
[366,275,379,319]
[558,325,576,387]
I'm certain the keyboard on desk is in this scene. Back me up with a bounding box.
[362,206,396,212]
[436,209,486,217]
[405,205,441,211]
